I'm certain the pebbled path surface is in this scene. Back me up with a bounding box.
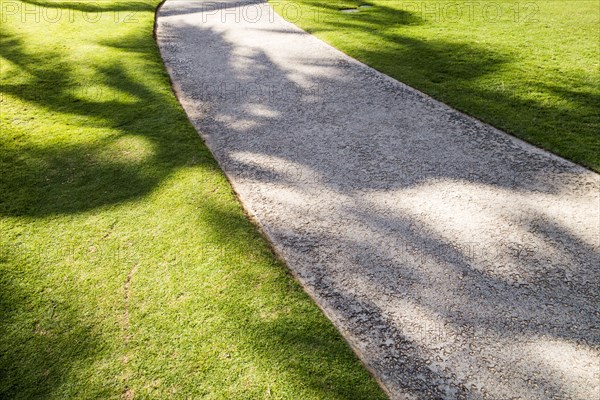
[156,1,600,398]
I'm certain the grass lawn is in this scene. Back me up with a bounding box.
[271,0,600,171]
[0,1,387,398]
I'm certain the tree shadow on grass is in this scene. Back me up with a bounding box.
[0,23,219,217]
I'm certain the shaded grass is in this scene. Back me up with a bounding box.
[0,1,387,398]
[271,0,600,171]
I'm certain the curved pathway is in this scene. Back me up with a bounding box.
[156,1,600,398]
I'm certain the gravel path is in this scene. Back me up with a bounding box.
[156,1,600,398]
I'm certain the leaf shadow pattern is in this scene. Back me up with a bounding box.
[0,23,218,216]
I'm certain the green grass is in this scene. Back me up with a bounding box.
[271,0,600,171]
[0,1,387,398]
